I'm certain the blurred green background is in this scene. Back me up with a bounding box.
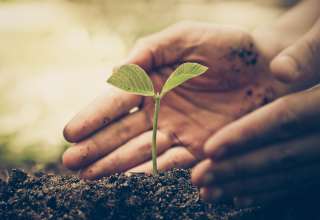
[0,0,296,168]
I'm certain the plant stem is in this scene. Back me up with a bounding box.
[152,94,161,175]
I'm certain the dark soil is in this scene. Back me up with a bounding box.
[0,169,318,220]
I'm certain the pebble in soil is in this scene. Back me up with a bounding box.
[0,169,319,220]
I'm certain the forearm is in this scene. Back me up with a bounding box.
[272,0,320,40]
[253,0,320,60]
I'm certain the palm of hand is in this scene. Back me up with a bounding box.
[141,25,286,160]
[63,23,288,179]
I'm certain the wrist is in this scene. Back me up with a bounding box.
[253,0,320,62]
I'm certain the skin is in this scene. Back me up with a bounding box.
[63,0,320,207]
[63,21,293,179]
[192,1,320,207]
[192,85,320,207]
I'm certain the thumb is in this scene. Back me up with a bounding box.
[115,22,190,71]
[270,18,320,84]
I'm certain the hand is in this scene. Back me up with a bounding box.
[270,17,320,85]
[62,21,290,179]
[192,17,320,207]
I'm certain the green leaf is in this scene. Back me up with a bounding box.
[107,64,155,96]
[160,62,208,96]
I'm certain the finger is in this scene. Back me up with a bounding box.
[204,86,320,160]
[270,17,320,84]
[117,21,195,71]
[63,110,151,170]
[199,163,320,203]
[191,159,213,186]
[79,130,174,179]
[63,89,142,143]
[194,133,320,186]
[127,147,197,174]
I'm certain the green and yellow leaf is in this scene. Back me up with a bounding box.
[107,64,155,96]
[160,62,208,96]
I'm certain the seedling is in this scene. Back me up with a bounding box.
[107,62,208,175]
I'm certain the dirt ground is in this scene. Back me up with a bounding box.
[1,168,319,220]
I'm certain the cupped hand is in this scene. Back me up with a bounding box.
[62,21,290,179]
[192,86,320,207]
[192,18,320,207]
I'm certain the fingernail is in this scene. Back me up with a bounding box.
[202,173,215,185]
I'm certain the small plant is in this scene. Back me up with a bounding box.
[107,62,208,175]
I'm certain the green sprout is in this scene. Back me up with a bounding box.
[107,62,208,175]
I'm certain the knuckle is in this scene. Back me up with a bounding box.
[140,141,151,156]
[116,122,131,140]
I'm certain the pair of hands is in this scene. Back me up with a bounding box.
[63,19,320,207]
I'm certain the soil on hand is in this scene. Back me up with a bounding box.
[0,169,318,220]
